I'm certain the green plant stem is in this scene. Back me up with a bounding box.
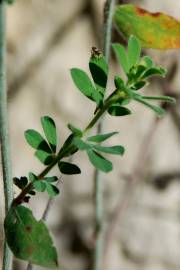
[93,1,116,270]
[13,93,119,206]
[0,2,13,270]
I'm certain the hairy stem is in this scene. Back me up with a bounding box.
[0,2,13,270]
[93,1,116,270]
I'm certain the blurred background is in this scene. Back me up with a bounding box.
[0,0,180,269]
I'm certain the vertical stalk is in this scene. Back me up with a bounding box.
[93,1,116,270]
[0,2,13,270]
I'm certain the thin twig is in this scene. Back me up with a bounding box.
[0,2,13,270]
[93,1,116,270]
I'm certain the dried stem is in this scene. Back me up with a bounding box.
[93,1,116,270]
[0,2,13,270]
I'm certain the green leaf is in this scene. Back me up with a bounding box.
[112,44,129,74]
[108,105,131,116]
[128,35,141,68]
[134,97,165,117]
[58,161,81,175]
[33,181,46,192]
[132,81,147,90]
[13,177,28,190]
[25,129,52,153]
[114,4,180,49]
[141,67,166,79]
[44,176,58,183]
[35,150,54,165]
[70,68,102,105]
[114,76,125,90]
[142,56,154,68]
[67,123,82,137]
[93,145,125,155]
[87,149,113,173]
[89,52,108,98]
[87,132,118,143]
[73,137,91,150]
[4,206,58,268]
[28,172,38,182]
[133,65,147,80]
[41,116,57,153]
[46,183,59,197]
[142,95,176,103]
[60,134,77,157]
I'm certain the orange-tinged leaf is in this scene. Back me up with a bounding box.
[114,4,180,49]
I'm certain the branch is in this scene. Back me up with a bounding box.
[0,2,13,270]
[93,1,117,270]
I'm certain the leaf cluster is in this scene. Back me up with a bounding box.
[73,132,124,173]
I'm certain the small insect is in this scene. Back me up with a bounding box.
[91,47,103,58]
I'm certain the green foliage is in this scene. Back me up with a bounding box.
[112,44,129,74]
[111,35,175,117]
[70,68,102,105]
[35,149,54,165]
[25,130,49,150]
[28,172,59,197]
[4,206,58,268]
[92,145,124,155]
[67,123,83,137]
[41,116,57,153]
[87,149,113,173]
[58,161,81,175]
[89,50,108,99]
[9,33,176,268]
[128,35,141,68]
[13,177,28,190]
[108,105,131,116]
[24,116,58,165]
[87,132,118,142]
[73,135,124,173]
